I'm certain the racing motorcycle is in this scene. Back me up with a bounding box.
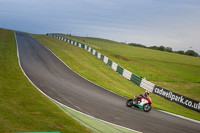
[126,94,152,112]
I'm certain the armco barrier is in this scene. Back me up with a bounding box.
[95,51,98,57]
[107,59,113,67]
[48,34,142,87]
[117,65,124,75]
[130,73,142,86]
[47,34,200,112]
[100,54,104,61]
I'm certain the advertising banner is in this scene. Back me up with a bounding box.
[153,85,200,112]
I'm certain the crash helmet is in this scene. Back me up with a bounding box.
[145,91,150,96]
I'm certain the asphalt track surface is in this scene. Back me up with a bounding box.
[15,31,200,133]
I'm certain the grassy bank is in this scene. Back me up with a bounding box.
[33,34,200,121]
[59,35,200,101]
[0,28,91,133]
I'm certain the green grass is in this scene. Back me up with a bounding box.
[59,35,200,100]
[33,34,200,121]
[54,101,136,133]
[0,28,91,133]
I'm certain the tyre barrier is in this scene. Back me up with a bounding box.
[47,34,200,112]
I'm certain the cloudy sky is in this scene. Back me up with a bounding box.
[1,0,200,54]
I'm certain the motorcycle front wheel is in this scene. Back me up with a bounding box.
[126,99,133,107]
[143,104,152,112]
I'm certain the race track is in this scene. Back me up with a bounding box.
[15,31,200,133]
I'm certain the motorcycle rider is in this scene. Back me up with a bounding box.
[136,91,150,104]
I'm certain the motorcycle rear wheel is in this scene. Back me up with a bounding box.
[126,99,133,107]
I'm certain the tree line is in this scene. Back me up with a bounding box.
[128,43,199,57]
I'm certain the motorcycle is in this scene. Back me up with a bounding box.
[126,94,152,112]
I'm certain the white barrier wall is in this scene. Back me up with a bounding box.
[93,49,96,55]
[103,56,108,64]
[140,79,155,92]
[122,69,132,80]
[111,62,118,71]
[97,52,101,59]
[48,35,154,92]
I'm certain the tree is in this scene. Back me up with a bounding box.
[128,43,147,48]
[185,50,199,57]
[149,46,159,50]
[149,46,166,51]
[158,46,165,51]
[176,50,185,54]
[165,47,173,52]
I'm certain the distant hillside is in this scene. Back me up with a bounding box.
[128,43,199,57]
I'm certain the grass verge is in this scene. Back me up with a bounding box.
[0,28,91,133]
[53,100,137,133]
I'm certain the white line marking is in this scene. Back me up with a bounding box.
[74,105,82,111]
[158,110,200,124]
[115,117,121,120]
